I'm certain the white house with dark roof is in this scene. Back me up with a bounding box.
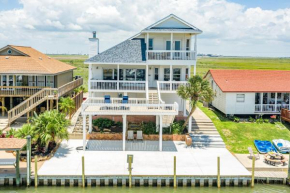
[81,14,202,151]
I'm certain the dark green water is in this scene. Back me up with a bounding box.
[0,185,289,193]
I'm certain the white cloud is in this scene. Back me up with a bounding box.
[0,0,289,56]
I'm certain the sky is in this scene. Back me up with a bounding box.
[0,0,290,57]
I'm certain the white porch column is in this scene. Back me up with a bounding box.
[188,107,192,133]
[159,115,163,151]
[146,64,149,99]
[156,115,159,132]
[170,33,173,60]
[170,65,173,91]
[83,115,87,151]
[117,64,119,91]
[122,115,127,151]
[89,115,92,133]
[275,93,277,112]
[260,93,263,112]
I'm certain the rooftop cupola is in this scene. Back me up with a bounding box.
[89,31,99,58]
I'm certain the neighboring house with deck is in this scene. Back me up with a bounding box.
[205,69,290,115]
[81,14,202,151]
[0,45,83,127]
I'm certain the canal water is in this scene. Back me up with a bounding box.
[0,185,289,193]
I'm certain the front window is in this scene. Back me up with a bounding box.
[2,75,7,86]
[185,68,189,80]
[236,94,245,103]
[28,76,36,86]
[119,69,123,80]
[126,69,136,81]
[149,39,153,50]
[173,68,181,81]
[166,41,171,50]
[136,69,145,81]
[37,76,45,87]
[46,76,54,87]
[16,75,23,86]
[164,68,170,81]
[8,75,13,86]
[103,69,117,80]
[154,68,159,80]
[186,39,190,51]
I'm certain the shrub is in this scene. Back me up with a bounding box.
[233,117,240,123]
[115,121,122,127]
[264,119,270,123]
[256,117,264,124]
[163,127,171,134]
[171,120,186,134]
[92,118,114,129]
[141,122,157,135]
[249,117,255,122]
[6,128,17,138]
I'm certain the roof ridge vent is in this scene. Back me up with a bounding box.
[39,57,42,60]
[5,56,9,59]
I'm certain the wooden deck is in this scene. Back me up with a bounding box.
[0,86,44,97]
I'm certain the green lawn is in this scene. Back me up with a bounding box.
[197,103,290,154]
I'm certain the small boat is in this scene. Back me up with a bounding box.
[272,139,290,153]
[254,140,277,153]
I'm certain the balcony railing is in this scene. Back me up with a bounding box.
[90,80,146,91]
[0,86,45,97]
[82,97,178,116]
[147,50,196,60]
[158,81,188,91]
[255,104,290,112]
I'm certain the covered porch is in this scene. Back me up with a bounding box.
[255,92,290,113]
[81,97,179,151]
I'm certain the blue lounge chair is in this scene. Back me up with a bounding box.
[104,95,111,103]
[122,96,128,104]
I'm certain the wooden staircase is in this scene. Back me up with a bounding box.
[148,91,159,104]
[6,78,83,127]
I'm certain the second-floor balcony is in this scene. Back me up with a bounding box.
[90,80,146,92]
[147,50,196,61]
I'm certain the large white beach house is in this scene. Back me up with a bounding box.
[81,14,202,151]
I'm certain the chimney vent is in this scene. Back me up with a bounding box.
[89,31,99,58]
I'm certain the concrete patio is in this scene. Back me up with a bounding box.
[38,139,250,176]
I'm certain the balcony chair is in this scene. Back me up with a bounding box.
[120,96,129,110]
[136,131,143,141]
[127,130,134,141]
[104,95,111,103]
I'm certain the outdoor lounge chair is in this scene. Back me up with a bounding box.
[136,131,143,141]
[127,130,134,141]
[248,147,260,160]
[122,96,129,104]
[104,95,111,103]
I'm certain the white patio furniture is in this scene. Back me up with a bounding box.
[127,130,134,141]
[136,131,143,141]
[248,147,260,160]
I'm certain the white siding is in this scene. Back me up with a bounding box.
[225,93,255,114]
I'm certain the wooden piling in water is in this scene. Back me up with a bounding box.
[15,150,20,186]
[217,156,220,188]
[251,156,255,188]
[128,156,132,188]
[173,156,176,188]
[35,156,38,187]
[26,136,31,187]
[82,156,85,188]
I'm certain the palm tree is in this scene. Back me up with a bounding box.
[59,97,75,119]
[15,124,37,142]
[177,75,214,128]
[31,110,70,149]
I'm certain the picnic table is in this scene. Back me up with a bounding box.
[264,153,288,166]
